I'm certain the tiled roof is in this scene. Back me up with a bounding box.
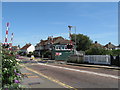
[104,42,115,49]
[92,42,103,48]
[55,40,75,45]
[53,36,64,41]
[11,46,19,50]
[37,36,64,46]
[39,40,48,45]
[12,46,18,48]
[20,43,31,50]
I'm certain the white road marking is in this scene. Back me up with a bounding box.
[37,63,120,79]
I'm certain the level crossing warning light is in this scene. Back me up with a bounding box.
[2,43,10,48]
[67,44,73,49]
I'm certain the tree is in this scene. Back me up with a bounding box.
[86,47,106,55]
[85,44,113,55]
[71,34,92,51]
[112,49,120,56]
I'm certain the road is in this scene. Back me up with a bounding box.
[19,56,119,89]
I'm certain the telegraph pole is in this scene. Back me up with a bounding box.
[68,25,77,54]
[68,25,72,44]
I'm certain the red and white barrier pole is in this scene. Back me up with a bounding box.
[10,33,14,46]
[5,22,9,43]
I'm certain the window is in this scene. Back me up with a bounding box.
[61,45,65,50]
[55,45,61,50]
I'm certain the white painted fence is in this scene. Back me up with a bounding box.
[84,55,111,65]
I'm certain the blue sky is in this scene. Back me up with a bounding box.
[2,2,118,47]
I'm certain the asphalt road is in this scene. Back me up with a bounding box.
[19,56,119,89]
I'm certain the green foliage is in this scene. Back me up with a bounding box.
[86,47,107,55]
[112,49,120,56]
[18,51,26,56]
[43,51,52,58]
[71,34,92,51]
[2,47,23,89]
[85,45,120,55]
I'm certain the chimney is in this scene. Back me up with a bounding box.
[109,42,111,44]
[95,41,97,44]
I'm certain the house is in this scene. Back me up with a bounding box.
[34,36,64,57]
[34,36,75,59]
[104,42,116,50]
[20,43,35,54]
[11,45,20,51]
[115,44,120,50]
[91,41,104,48]
[52,39,75,60]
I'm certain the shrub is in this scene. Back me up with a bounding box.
[112,49,120,56]
[18,51,26,56]
[43,51,51,58]
[2,47,23,89]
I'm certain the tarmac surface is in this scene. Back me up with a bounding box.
[18,56,120,89]
[20,65,64,88]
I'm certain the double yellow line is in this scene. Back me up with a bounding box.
[20,64,77,90]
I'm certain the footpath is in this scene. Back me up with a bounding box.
[20,65,64,88]
[18,57,65,89]
[66,63,120,70]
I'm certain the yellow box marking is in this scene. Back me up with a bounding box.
[27,76,39,78]
[22,73,32,75]
[20,64,77,90]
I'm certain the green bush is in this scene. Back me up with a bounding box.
[18,51,26,56]
[2,47,23,89]
[85,46,120,55]
[85,47,106,55]
[43,51,51,58]
[112,49,120,56]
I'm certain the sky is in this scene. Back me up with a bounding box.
[2,2,118,47]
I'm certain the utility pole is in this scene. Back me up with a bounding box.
[68,25,72,44]
[68,25,77,54]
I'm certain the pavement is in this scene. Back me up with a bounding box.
[66,63,120,70]
[20,64,64,88]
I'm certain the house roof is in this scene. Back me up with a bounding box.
[37,36,64,46]
[117,44,120,47]
[39,40,48,45]
[12,46,19,49]
[54,40,75,45]
[12,46,18,48]
[53,36,64,41]
[92,41,103,48]
[20,43,31,50]
[104,42,116,49]
[11,46,20,50]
